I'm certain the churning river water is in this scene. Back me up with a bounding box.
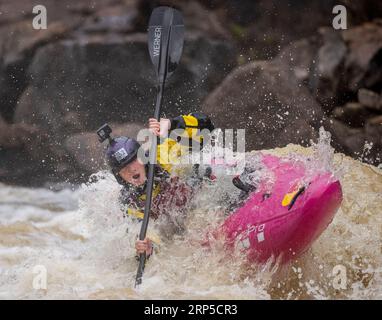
[0,133,381,299]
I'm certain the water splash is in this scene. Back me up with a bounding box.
[0,134,381,299]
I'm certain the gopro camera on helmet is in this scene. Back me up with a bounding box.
[97,123,113,143]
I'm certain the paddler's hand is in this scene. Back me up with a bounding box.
[135,237,153,257]
[149,118,171,137]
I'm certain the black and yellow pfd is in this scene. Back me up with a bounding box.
[119,112,215,220]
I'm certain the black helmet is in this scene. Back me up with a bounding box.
[105,137,141,173]
[97,124,141,185]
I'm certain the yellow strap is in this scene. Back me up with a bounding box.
[127,208,144,219]
[155,114,205,175]
[182,115,203,142]
[126,185,161,219]
[156,138,188,174]
[183,114,198,128]
[139,183,161,201]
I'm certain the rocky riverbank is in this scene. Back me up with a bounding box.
[1,0,381,186]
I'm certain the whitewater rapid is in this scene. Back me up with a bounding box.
[0,139,381,299]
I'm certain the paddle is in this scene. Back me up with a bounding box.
[135,6,184,287]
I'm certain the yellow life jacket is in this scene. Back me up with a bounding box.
[126,112,214,218]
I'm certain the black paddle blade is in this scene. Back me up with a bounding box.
[148,6,184,82]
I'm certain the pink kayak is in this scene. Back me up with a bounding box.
[217,153,343,264]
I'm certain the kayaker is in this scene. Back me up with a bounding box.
[98,112,215,258]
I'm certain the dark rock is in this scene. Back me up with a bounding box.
[81,2,140,34]
[312,27,347,108]
[275,38,319,83]
[358,88,382,111]
[332,102,374,127]
[12,32,235,182]
[138,0,230,39]
[364,117,382,164]
[14,32,236,129]
[342,21,382,92]
[0,0,114,26]
[64,122,143,173]
[0,21,74,67]
[323,118,365,155]
[0,114,62,186]
[0,0,136,122]
[276,27,348,113]
[202,60,323,151]
[340,1,382,26]
[178,1,231,39]
[0,115,38,149]
[324,118,381,165]
[365,116,382,148]
[361,47,382,92]
[366,115,382,126]
[238,0,338,59]
[276,21,382,112]
[345,134,372,158]
[0,21,77,122]
[0,147,42,186]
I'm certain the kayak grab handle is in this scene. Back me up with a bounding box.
[287,186,306,210]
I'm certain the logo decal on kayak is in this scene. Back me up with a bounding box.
[257,231,265,242]
[240,223,266,248]
[256,224,265,243]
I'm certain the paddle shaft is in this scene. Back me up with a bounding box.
[139,83,163,242]
[135,19,173,287]
[135,83,163,286]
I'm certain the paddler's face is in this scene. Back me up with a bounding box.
[119,159,146,186]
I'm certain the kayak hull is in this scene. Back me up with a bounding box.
[220,154,343,264]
